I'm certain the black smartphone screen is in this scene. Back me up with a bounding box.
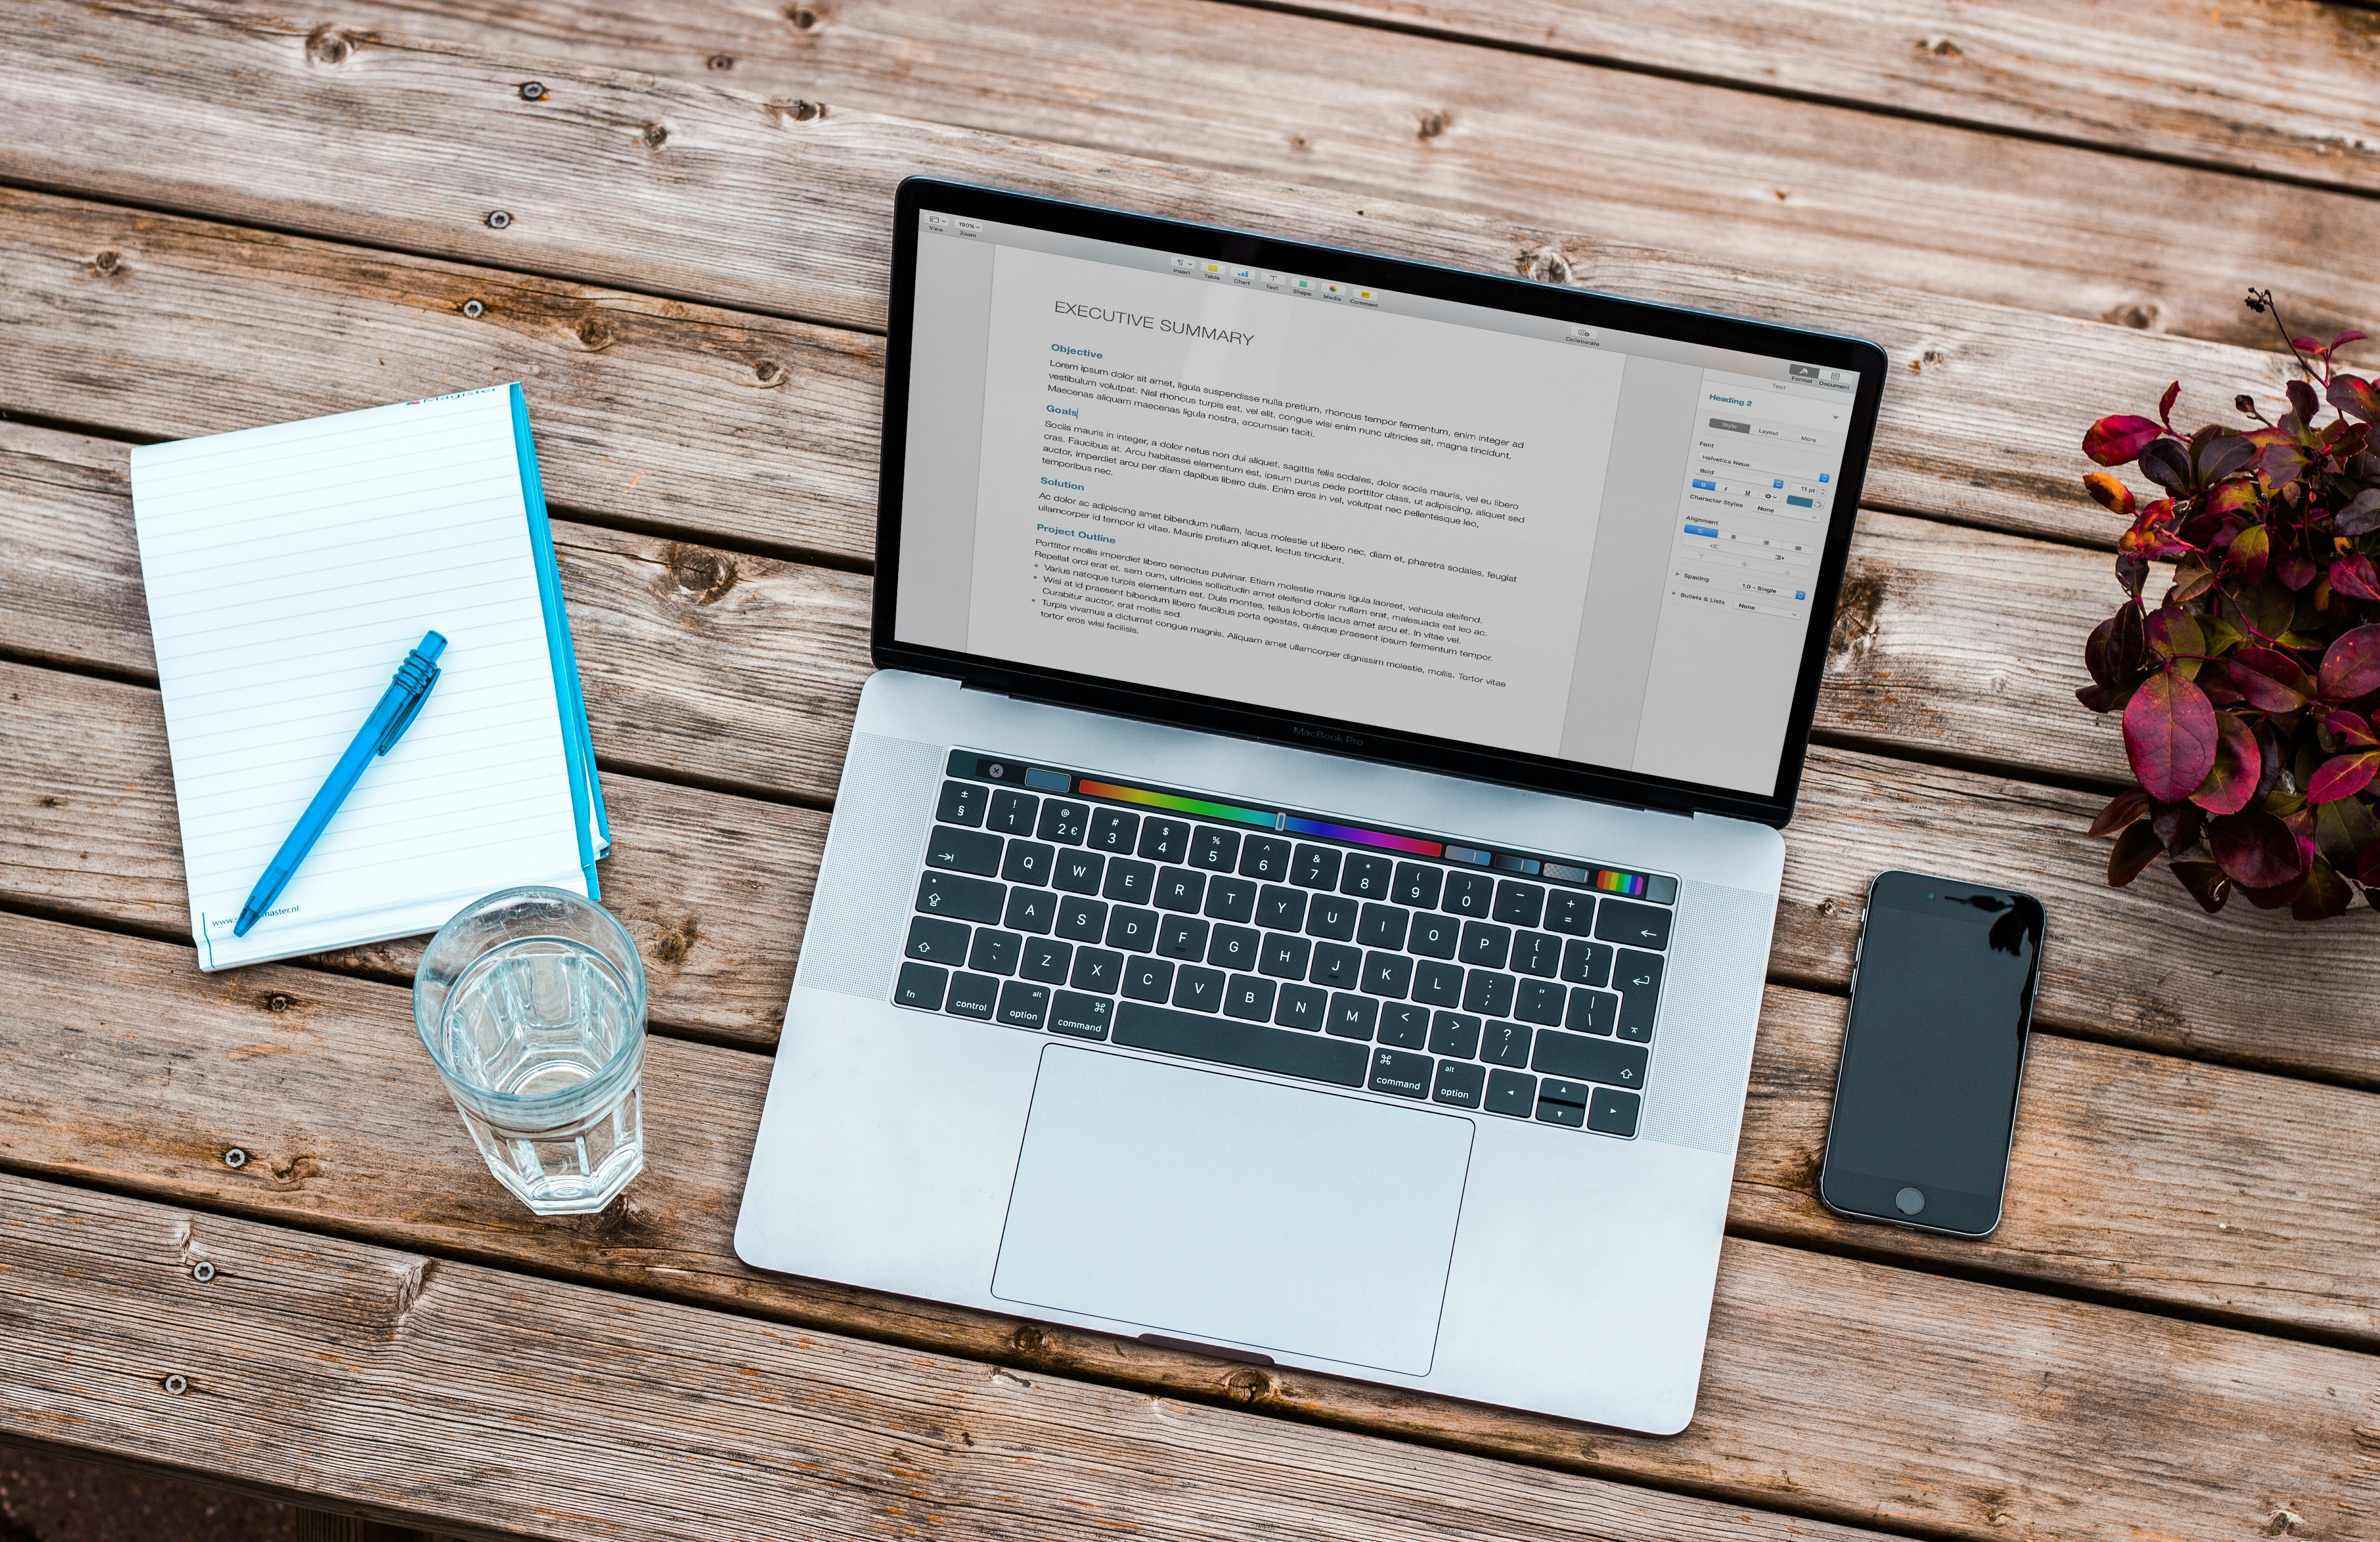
[1818,870,2045,1236]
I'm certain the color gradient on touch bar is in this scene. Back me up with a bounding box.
[1281,816,1443,858]
[1075,779,1278,829]
[1594,870,1647,896]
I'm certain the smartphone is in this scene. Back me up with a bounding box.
[1818,870,2046,1237]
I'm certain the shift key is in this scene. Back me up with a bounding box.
[917,870,1005,923]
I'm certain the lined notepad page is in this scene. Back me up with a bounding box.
[131,388,598,970]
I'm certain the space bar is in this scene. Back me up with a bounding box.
[1113,1002,1367,1087]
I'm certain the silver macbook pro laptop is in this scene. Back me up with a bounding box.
[735,180,1884,1435]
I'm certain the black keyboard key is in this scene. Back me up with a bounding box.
[1355,902,1410,950]
[1103,858,1156,904]
[1019,936,1071,985]
[1002,841,1056,887]
[1155,866,1205,913]
[1036,799,1089,845]
[1172,964,1226,1012]
[1048,990,1113,1040]
[1588,1086,1642,1137]
[1258,932,1311,979]
[1492,880,1545,928]
[1545,890,1596,937]
[1305,894,1359,941]
[1432,1059,1487,1109]
[1203,875,1257,923]
[1462,969,1516,1019]
[1408,913,1459,959]
[1088,808,1139,853]
[946,972,999,1020]
[905,915,971,965]
[1223,973,1278,1021]
[988,788,1038,836]
[1106,906,1159,953]
[1239,834,1293,881]
[1361,951,1413,998]
[1139,817,1192,864]
[1051,849,1105,895]
[1536,1078,1589,1127]
[1411,958,1464,1007]
[970,929,1023,976]
[1532,1030,1649,1090]
[1310,941,1363,989]
[1442,870,1494,916]
[936,779,986,827]
[1114,1000,1366,1086]
[1207,923,1262,971]
[1512,978,1566,1026]
[997,981,1049,1029]
[894,960,948,1011]
[1392,861,1443,909]
[1003,887,1058,935]
[1459,921,1512,969]
[1369,1048,1433,1099]
[1340,853,1395,899]
[1378,1002,1432,1048]
[1255,885,1307,931]
[925,825,1003,876]
[1615,950,1664,1040]
[1485,1068,1535,1118]
[1560,937,1615,987]
[1055,894,1107,943]
[1291,843,1342,890]
[1597,898,1674,951]
[1275,982,1329,1031]
[1481,1020,1532,1067]
[917,870,1003,924]
[1190,827,1241,871]
[1070,947,1124,993]
[1157,914,1210,961]
[1427,1010,1482,1059]
[1327,992,1379,1040]
[1122,955,1174,1002]
[1511,931,1561,978]
[1568,987,1618,1035]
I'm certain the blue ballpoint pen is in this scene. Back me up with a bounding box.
[234,631,447,937]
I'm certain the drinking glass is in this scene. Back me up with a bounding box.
[412,886,648,1215]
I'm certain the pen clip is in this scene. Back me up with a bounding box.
[376,660,441,754]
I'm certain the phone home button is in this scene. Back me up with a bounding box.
[1894,1187,1925,1216]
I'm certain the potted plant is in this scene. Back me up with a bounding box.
[2078,293,2380,918]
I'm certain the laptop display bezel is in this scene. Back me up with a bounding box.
[871,177,1887,827]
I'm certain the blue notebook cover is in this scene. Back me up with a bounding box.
[509,382,611,897]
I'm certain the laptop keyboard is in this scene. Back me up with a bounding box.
[890,752,1676,1139]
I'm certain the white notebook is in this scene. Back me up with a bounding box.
[130,384,609,971]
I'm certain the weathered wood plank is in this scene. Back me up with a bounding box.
[0,27,2306,555]
[189,0,2380,351]
[2,913,2373,1542]
[0,1171,1896,1542]
[11,426,2378,1085]
[1293,0,2380,198]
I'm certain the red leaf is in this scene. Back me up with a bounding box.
[2208,809,2308,887]
[2152,798,2204,854]
[2330,374,2380,427]
[2082,472,2135,516]
[2158,380,2181,431]
[2122,671,2219,802]
[2223,522,2270,586]
[2328,709,2379,747]
[2340,489,2380,537]
[2084,414,2166,467]
[2087,787,2152,837]
[2107,821,2163,887]
[2188,711,2261,814]
[2317,624,2380,701]
[2085,605,2145,689]
[2333,551,2380,603]
[2292,858,2355,920]
[2226,646,2314,710]
[2308,751,2380,804]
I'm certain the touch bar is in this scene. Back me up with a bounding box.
[1280,816,1442,858]
[1076,779,1277,829]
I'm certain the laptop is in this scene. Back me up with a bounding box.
[735,179,1885,1435]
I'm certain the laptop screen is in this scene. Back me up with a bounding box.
[880,183,1881,822]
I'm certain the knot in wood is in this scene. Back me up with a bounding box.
[640,121,669,149]
[2102,300,2161,332]
[773,98,825,123]
[785,3,821,27]
[1220,1366,1277,1404]
[663,543,739,605]
[305,26,354,65]
[708,53,735,70]
[91,250,120,276]
[1009,1324,1051,1357]
[1918,35,1962,56]
[1416,110,1449,141]
[575,317,612,350]
[754,360,784,385]
[1521,248,1573,286]
[654,917,699,965]
[265,993,291,1013]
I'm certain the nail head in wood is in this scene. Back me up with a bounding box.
[462,300,484,318]
[223,1147,247,1168]
[192,1261,216,1282]
[486,210,512,230]
[162,1374,188,1395]
[519,81,546,101]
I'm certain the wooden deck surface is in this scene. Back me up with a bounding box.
[3,1,2379,1538]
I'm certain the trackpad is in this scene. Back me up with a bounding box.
[991,1045,1474,1376]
